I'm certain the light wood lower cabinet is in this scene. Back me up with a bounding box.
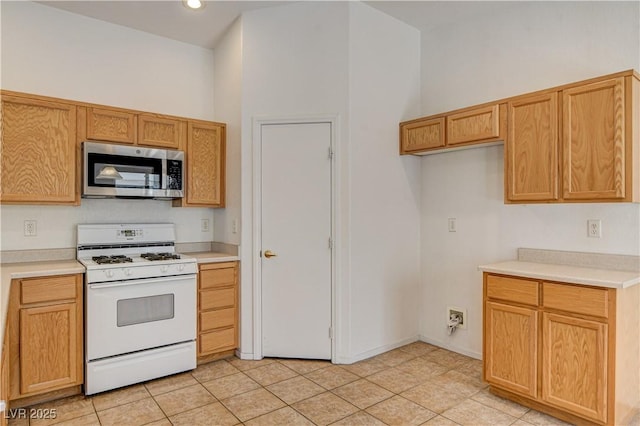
[8,274,83,406]
[541,312,607,423]
[483,273,640,425]
[485,301,538,398]
[1,319,9,426]
[197,262,238,361]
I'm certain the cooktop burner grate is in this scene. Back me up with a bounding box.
[140,252,181,261]
[92,255,134,264]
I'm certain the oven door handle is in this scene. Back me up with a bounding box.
[88,275,197,289]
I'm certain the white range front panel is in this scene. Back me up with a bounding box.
[86,275,196,361]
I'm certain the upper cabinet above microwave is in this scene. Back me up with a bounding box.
[400,69,640,204]
[0,90,226,207]
[84,107,184,149]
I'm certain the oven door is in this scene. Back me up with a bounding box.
[86,275,196,361]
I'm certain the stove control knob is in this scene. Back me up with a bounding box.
[105,270,114,278]
[161,265,169,273]
[178,264,185,272]
[124,268,132,276]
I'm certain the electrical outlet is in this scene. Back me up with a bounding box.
[448,218,457,232]
[447,306,467,329]
[587,219,602,238]
[201,219,210,232]
[24,220,37,237]
[232,219,238,234]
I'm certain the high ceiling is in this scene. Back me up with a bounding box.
[36,1,520,49]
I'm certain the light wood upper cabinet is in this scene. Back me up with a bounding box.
[400,117,445,152]
[175,121,226,207]
[86,107,136,144]
[401,69,640,203]
[138,114,184,149]
[506,92,559,201]
[399,103,504,154]
[1,94,77,204]
[562,78,626,200]
[447,104,500,145]
[9,274,83,404]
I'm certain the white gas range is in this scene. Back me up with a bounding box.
[77,223,198,395]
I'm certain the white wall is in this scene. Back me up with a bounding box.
[212,18,242,246]
[238,1,350,358]
[0,1,216,251]
[419,1,640,358]
[235,1,421,362]
[347,2,421,359]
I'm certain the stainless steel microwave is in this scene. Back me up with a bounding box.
[83,141,184,199]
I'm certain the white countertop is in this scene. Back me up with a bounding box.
[185,252,239,264]
[479,260,640,289]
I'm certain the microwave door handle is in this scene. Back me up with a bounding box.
[89,275,197,289]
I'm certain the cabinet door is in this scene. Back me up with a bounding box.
[542,313,607,423]
[19,303,79,395]
[447,104,500,145]
[562,77,626,200]
[400,118,445,153]
[138,114,184,149]
[506,93,559,201]
[484,301,538,398]
[1,95,77,204]
[184,121,225,206]
[87,107,136,144]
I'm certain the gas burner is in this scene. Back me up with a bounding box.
[140,252,181,261]
[92,255,133,264]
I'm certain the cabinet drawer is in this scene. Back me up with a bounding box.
[486,275,539,306]
[543,283,610,318]
[200,268,236,290]
[21,275,78,305]
[200,308,235,332]
[200,287,235,310]
[199,328,235,354]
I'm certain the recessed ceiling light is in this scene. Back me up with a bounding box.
[183,0,205,10]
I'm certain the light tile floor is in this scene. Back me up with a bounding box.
[7,342,633,425]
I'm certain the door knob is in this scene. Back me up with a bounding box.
[263,250,277,259]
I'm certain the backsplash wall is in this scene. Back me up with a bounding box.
[0,201,214,251]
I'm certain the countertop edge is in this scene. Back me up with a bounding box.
[184,252,240,263]
[479,261,640,289]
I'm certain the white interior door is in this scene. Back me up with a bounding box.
[261,122,332,360]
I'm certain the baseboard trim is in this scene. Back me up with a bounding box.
[418,335,482,360]
[334,335,419,364]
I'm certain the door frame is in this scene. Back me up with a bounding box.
[252,115,340,361]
